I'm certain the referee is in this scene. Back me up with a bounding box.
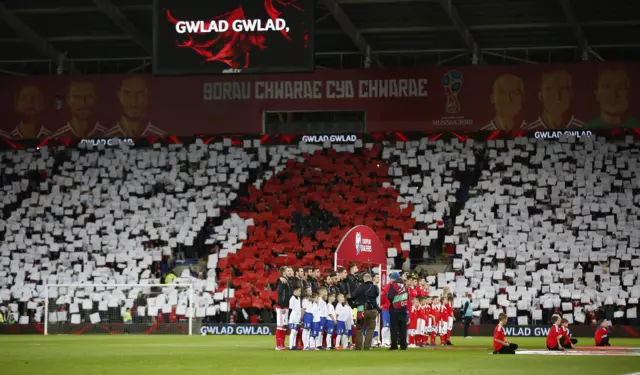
[386,272,408,351]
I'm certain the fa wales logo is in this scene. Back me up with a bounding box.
[355,232,362,255]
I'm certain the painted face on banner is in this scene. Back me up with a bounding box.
[539,71,573,117]
[15,85,44,117]
[492,74,524,117]
[118,77,149,120]
[68,81,97,121]
[595,69,629,115]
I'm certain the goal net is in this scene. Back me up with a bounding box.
[44,284,196,335]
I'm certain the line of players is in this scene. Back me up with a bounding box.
[279,272,614,352]
[387,276,456,348]
[406,294,455,348]
[281,277,456,350]
[287,286,356,350]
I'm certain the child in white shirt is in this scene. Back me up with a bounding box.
[301,293,314,350]
[309,294,320,350]
[325,293,337,349]
[288,287,302,350]
[345,299,354,348]
[316,288,329,349]
[335,294,350,350]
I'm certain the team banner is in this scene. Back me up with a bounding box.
[0,62,638,139]
[199,324,275,335]
[2,323,639,336]
[5,128,640,153]
[334,225,387,267]
[0,323,274,335]
[458,324,640,339]
[153,0,314,75]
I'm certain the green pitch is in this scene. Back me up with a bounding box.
[1,336,639,375]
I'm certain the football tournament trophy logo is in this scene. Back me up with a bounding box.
[442,70,463,114]
[355,232,362,255]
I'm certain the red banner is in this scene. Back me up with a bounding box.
[334,225,387,268]
[0,62,638,139]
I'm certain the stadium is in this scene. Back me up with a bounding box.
[1,0,640,374]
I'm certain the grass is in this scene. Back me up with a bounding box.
[1,335,639,375]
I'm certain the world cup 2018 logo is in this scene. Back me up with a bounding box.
[355,232,362,255]
[442,70,463,114]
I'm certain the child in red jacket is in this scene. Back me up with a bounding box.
[594,320,611,347]
[559,318,577,349]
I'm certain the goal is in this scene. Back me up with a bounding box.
[44,284,195,335]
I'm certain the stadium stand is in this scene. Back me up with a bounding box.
[206,139,481,310]
[383,138,479,263]
[1,148,56,217]
[452,136,640,326]
[212,142,416,310]
[1,136,639,327]
[0,141,261,325]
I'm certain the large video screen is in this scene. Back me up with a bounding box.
[153,0,314,75]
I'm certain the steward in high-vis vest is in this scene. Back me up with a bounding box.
[385,272,408,351]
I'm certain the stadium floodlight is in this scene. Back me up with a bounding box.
[44,284,195,336]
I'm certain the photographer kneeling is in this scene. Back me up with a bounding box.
[352,273,379,350]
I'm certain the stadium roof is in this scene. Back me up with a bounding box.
[0,0,639,75]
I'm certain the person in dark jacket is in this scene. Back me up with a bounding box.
[346,264,360,294]
[324,274,340,297]
[352,273,379,350]
[336,267,349,294]
[340,264,361,305]
[293,267,309,291]
[275,266,293,350]
[307,267,320,294]
[386,272,408,351]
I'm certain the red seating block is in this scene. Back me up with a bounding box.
[224,151,413,306]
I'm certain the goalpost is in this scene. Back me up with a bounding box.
[44,284,195,336]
